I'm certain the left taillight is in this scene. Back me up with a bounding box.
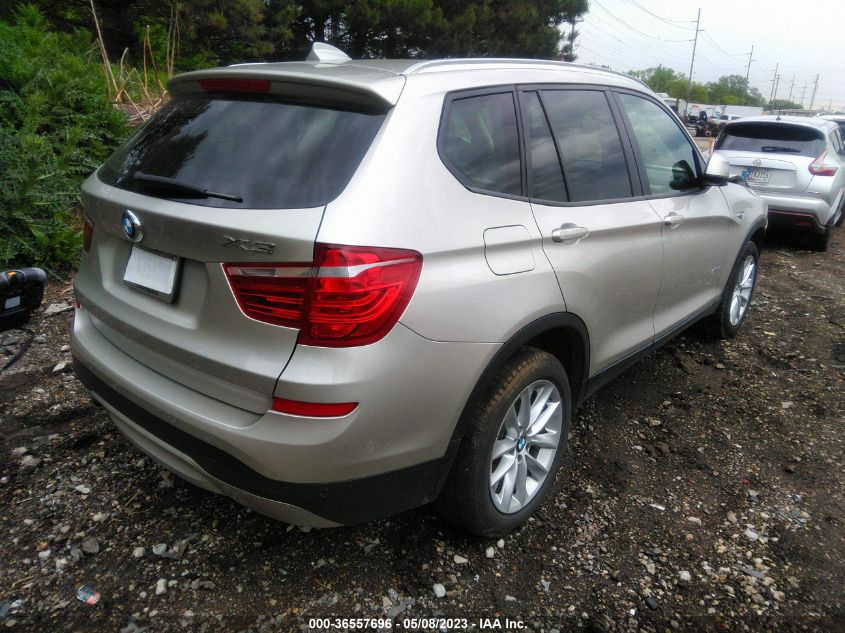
[82,216,94,253]
[223,243,423,347]
[809,149,838,176]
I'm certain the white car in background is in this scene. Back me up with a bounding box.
[712,115,845,251]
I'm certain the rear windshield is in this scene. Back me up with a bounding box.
[715,123,825,158]
[98,95,386,209]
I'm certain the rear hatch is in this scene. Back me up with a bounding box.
[77,74,391,412]
[714,122,824,193]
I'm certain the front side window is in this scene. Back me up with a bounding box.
[540,90,632,203]
[617,93,700,195]
[440,92,522,196]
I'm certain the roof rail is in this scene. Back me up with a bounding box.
[403,57,649,89]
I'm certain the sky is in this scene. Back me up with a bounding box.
[573,0,845,111]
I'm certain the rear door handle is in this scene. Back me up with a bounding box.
[551,223,590,243]
[663,212,686,228]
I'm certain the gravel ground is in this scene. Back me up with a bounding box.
[1,229,844,632]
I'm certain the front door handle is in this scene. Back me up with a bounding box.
[551,223,590,243]
[663,212,686,228]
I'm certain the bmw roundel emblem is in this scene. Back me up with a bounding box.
[121,210,143,243]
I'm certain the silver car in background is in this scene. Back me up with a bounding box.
[713,115,845,250]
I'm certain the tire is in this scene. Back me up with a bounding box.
[709,241,759,339]
[436,348,571,537]
[809,225,831,252]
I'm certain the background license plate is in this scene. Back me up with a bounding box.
[741,168,770,183]
[123,246,180,301]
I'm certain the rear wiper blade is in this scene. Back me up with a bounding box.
[133,172,243,203]
[760,146,800,153]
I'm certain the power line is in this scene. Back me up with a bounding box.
[583,11,693,65]
[695,50,743,74]
[700,31,746,59]
[592,0,695,43]
[621,0,696,29]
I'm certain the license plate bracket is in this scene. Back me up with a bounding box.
[123,245,181,303]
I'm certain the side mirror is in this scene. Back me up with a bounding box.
[703,154,730,186]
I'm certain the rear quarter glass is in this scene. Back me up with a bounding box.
[97,95,386,209]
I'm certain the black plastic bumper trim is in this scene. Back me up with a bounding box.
[73,358,451,525]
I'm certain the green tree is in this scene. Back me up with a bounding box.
[18,0,590,64]
[628,66,685,95]
[0,5,128,267]
[706,74,749,104]
[747,86,765,107]
[627,66,707,101]
[769,99,804,111]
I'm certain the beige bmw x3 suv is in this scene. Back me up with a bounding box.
[71,44,767,536]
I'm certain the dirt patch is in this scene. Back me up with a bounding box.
[1,233,844,631]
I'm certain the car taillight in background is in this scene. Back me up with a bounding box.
[223,244,423,347]
[82,217,94,253]
[809,150,838,176]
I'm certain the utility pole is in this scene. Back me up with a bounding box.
[799,82,807,108]
[744,45,754,105]
[768,62,778,106]
[809,74,819,110]
[686,8,701,100]
[772,74,781,106]
[787,75,795,104]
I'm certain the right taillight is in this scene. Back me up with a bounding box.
[82,216,94,253]
[809,149,838,176]
[223,243,422,347]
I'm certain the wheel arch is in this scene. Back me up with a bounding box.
[446,312,590,450]
[747,218,766,253]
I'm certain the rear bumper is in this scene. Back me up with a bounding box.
[767,209,826,234]
[758,192,833,229]
[75,359,452,525]
[70,307,497,525]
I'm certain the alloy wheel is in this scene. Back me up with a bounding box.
[489,379,563,514]
[729,255,756,326]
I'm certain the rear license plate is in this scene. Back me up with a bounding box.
[123,246,181,303]
[741,168,770,184]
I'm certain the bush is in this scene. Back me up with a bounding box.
[0,5,128,270]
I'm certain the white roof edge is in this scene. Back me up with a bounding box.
[404,58,649,89]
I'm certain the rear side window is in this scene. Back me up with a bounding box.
[616,93,700,195]
[540,90,632,202]
[715,123,826,158]
[440,92,522,196]
[98,95,386,209]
